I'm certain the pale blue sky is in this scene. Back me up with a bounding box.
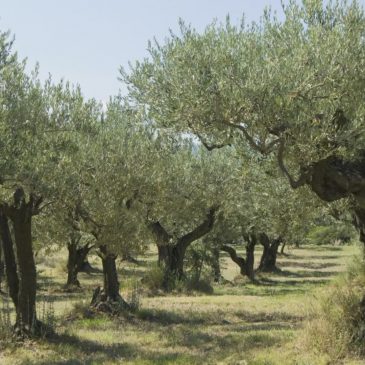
[0,1,362,101]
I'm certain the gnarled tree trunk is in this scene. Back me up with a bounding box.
[221,234,257,281]
[1,188,44,336]
[66,238,92,288]
[100,245,120,301]
[11,202,37,334]
[0,212,19,305]
[211,246,221,283]
[257,233,282,272]
[150,207,216,289]
[90,245,129,312]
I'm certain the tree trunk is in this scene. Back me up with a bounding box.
[221,245,246,276]
[0,229,4,292]
[100,246,120,301]
[280,241,286,255]
[11,205,37,334]
[157,244,170,267]
[212,246,221,283]
[156,244,185,289]
[150,207,217,289]
[221,234,257,281]
[0,212,19,305]
[244,235,256,281]
[258,233,281,272]
[90,245,130,313]
[66,240,92,288]
[168,243,186,280]
[354,208,365,253]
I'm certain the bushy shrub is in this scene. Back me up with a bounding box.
[185,276,214,294]
[142,263,214,294]
[302,257,365,360]
[142,264,166,292]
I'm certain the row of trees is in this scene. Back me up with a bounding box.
[0,0,364,337]
[0,33,302,334]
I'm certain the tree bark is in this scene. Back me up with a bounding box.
[150,207,217,287]
[221,234,257,281]
[11,203,37,333]
[0,212,19,305]
[211,246,221,283]
[354,208,365,249]
[157,244,170,267]
[100,245,120,301]
[66,238,92,288]
[280,241,286,255]
[90,245,130,312]
[244,234,256,281]
[278,143,365,249]
[1,188,44,336]
[0,228,4,292]
[221,245,246,276]
[257,233,282,272]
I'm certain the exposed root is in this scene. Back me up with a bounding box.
[90,286,131,315]
[13,319,54,339]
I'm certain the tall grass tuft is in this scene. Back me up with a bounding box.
[302,256,365,361]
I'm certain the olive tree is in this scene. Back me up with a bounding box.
[122,0,365,254]
[0,29,100,334]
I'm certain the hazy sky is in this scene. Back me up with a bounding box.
[0,1,362,101]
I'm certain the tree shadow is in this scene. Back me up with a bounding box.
[291,255,344,260]
[272,269,339,278]
[20,332,138,365]
[278,261,340,270]
[233,309,303,324]
[136,307,212,325]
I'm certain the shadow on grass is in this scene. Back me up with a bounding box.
[271,269,339,279]
[278,260,340,270]
[233,309,303,324]
[37,292,88,303]
[19,332,202,365]
[163,325,284,356]
[20,332,138,365]
[290,254,345,261]
[136,307,210,325]
[233,278,329,297]
[258,277,329,286]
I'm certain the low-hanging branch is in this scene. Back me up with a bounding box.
[221,244,246,271]
[277,139,309,189]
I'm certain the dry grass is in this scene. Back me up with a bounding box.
[0,243,361,365]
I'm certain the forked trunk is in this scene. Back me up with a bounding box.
[66,240,92,288]
[150,207,217,289]
[221,234,257,282]
[258,233,281,272]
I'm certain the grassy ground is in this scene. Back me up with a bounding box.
[0,244,362,365]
